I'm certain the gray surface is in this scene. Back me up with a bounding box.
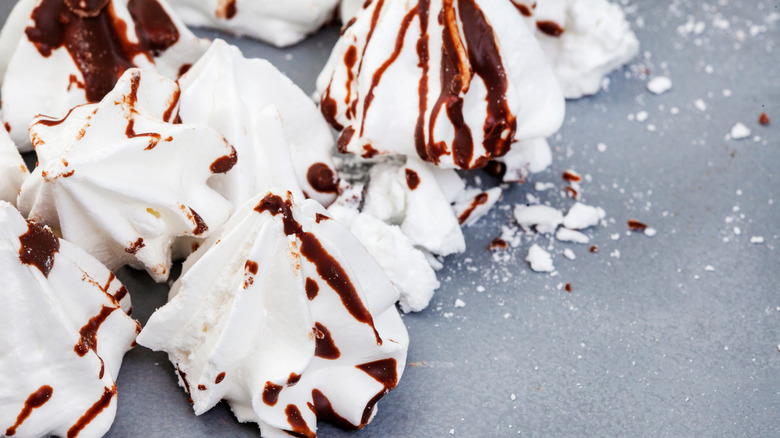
[3,0,779,436]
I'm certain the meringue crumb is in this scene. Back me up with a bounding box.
[750,236,765,244]
[647,76,672,94]
[730,123,751,140]
[454,299,466,308]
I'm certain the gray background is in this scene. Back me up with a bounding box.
[3,0,779,436]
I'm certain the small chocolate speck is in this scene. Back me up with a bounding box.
[628,220,648,231]
[759,112,770,125]
[565,283,572,293]
[405,169,420,190]
[590,246,599,253]
[537,20,564,37]
[489,238,507,250]
[215,372,226,384]
[562,171,581,182]
[210,147,238,174]
[125,238,145,255]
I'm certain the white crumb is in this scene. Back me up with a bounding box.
[636,111,649,122]
[644,227,657,237]
[730,123,751,140]
[514,205,564,234]
[597,143,607,152]
[526,244,555,273]
[694,99,707,111]
[750,236,765,244]
[563,248,576,260]
[454,299,466,308]
[705,265,715,272]
[556,228,590,244]
[563,203,606,230]
[647,76,672,94]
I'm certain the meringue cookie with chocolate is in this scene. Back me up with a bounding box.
[317,0,565,169]
[165,0,339,47]
[0,0,208,151]
[178,40,339,207]
[0,202,138,438]
[515,0,639,98]
[0,113,28,205]
[18,69,235,282]
[138,190,408,437]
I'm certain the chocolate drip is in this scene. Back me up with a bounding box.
[315,214,330,223]
[320,80,344,132]
[536,20,564,37]
[344,45,358,106]
[457,192,488,224]
[414,0,431,161]
[300,232,382,345]
[287,373,301,386]
[25,0,180,103]
[306,163,339,194]
[162,87,180,122]
[210,146,238,174]
[18,221,60,277]
[356,358,399,426]
[125,237,145,254]
[215,372,226,384]
[189,208,208,235]
[216,0,237,19]
[245,260,259,275]
[310,389,358,431]
[336,127,355,153]
[405,168,420,190]
[254,194,303,237]
[197,385,207,391]
[305,278,319,300]
[263,381,283,406]
[126,119,162,150]
[314,322,340,360]
[285,404,315,438]
[511,1,533,17]
[5,386,53,436]
[113,286,128,302]
[177,367,193,404]
[66,385,116,438]
[74,306,117,358]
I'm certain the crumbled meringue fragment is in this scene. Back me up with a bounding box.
[166,0,339,48]
[514,0,640,99]
[317,0,565,170]
[0,202,139,438]
[0,0,208,151]
[453,187,503,227]
[18,69,235,282]
[0,112,28,204]
[178,40,339,207]
[138,190,408,437]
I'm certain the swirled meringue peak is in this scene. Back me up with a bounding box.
[0,0,208,151]
[178,39,339,207]
[164,0,339,47]
[0,201,139,438]
[0,112,28,205]
[316,0,565,170]
[137,190,408,437]
[17,68,236,282]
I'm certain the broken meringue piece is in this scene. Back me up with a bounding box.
[0,113,28,205]
[317,0,565,170]
[137,190,408,437]
[0,201,138,438]
[17,68,235,282]
[165,0,339,47]
[516,0,639,99]
[177,39,339,207]
[0,0,208,151]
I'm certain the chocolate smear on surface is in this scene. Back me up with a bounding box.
[285,404,315,438]
[305,278,319,300]
[405,168,420,190]
[125,238,145,254]
[5,386,54,436]
[189,208,208,235]
[306,163,339,194]
[355,358,399,426]
[263,381,283,406]
[310,389,357,431]
[314,322,340,360]
[66,385,116,438]
[19,221,59,277]
[210,146,238,174]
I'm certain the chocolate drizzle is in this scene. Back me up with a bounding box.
[66,385,116,438]
[215,372,226,384]
[125,237,145,254]
[314,322,340,360]
[536,20,564,37]
[457,192,488,224]
[25,0,181,103]
[18,221,60,277]
[74,306,117,357]
[309,389,357,431]
[189,208,208,235]
[305,278,319,300]
[210,147,238,174]
[285,404,315,438]
[306,163,339,194]
[5,386,54,436]
[511,1,534,17]
[355,358,399,426]
[405,168,420,190]
[263,381,283,406]
[177,367,193,404]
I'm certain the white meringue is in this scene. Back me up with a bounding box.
[0,0,208,151]
[165,0,339,47]
[0,201,138,438]
[317,0,565,170]
[137,190,408,437]
[516,0,639,99]
[177,39,340,208]
[18,68,235,282]
[338,0,364,23]
[0,112,28,204]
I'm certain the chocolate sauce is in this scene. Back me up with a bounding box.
[126,119,162,150]
[210,146,238,174]
[305,278,319,300]
[263,381,283,406]
[511,1,533,17]
[287,373,301,386]
[562,171,581,182]
[245,260,259,275]
[254,193,303,237]
[337,126,355,153]
[189,208,208,235]
[25,0,180,103]
[5,386,53,436]
[484,160,506,178]
[315,213,330,223]
[489,237,507,250]
[306,163,339,194]
[74,306,117,358]
[355,358,398,426]
[536,20,564,37]
[320,81,344,132]
[589,245,598,253]
[215,372,226,384]
[125,237,145,254]
[565,282,572,293]
[310,389,357,430]
[162,87,180,122]
[405,168,420,190]
[113,286,128,302]
[759,112,770,125]
[66,385,115,438]
[344,45,358,105]
[314,322,340,360]
[285,404,315,438]
[216,0,237,20]
[627,219,648,231]
[300,232,381,344]
[177,367,193,404]
[18,221,60,278]
[457,192,488,224]
[413,1,431,161]
[197,385,207,391]
[3,122,10,132]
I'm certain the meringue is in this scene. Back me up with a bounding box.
[317,0,565,170]
[177,39,339,207]
[0,201,138,438]
[165,0,339,47]
[0,113,28,204]
[18,68,235,282]
[0,0,208,151]
[517,0,640,99]
[138,190,408,437]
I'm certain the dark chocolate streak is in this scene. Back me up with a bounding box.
[309,389,357,431]
[25,0,180,103]
[18,221,60,277]
[306,163,339,194]
[314,322,340,360]
[405,168,420,190]
[457,192,488,224]
[210,147,238,174]
[285,404,315,438]
[537,20,564,37]
[305,278,319,300]
[66,385,116,438]
[263,381,283,406]
[356,358,399,426]
[5,386,53,436]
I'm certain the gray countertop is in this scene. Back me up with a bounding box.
[2,0,779,436]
